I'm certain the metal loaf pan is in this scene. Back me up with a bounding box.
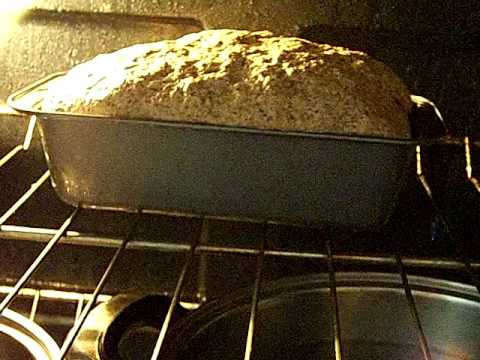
[8,73,416,228]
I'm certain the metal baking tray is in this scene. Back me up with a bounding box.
[161,273,480,359]
[8,73,417,228]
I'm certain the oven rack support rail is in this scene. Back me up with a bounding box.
[0,285,112,325]
[0,115,479,360]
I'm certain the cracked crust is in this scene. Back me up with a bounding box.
[44,29,411,138]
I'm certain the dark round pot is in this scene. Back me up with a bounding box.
[161,272,480,360]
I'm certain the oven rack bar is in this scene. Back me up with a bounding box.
[0,209,78,314]
[396,256,432,360]
[326,240,344,360]
[243,236,265,360]
[0,170,50,226]
[0,145,23,168]
[2,224,479,271]
[59,212,139,358]
[0,115,36,168]
[150,217,202,360]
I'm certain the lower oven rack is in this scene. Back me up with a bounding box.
[0,115,479,360]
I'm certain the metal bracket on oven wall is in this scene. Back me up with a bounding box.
[414,142,480,294]
[415,144,432,198]
[464,136,480,193]
[22,115,37,151]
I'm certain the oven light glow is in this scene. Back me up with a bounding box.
[0,1,33,13]
[0,0,33,41]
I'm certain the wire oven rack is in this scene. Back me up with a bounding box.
[0,114,479,360]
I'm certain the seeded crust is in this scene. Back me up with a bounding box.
[43,29,411,138]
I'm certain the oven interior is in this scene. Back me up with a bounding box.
[0,1,479,359]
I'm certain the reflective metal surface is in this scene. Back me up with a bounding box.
[0,309,61,360]
[161,273,480,360]
[65,293,188,360]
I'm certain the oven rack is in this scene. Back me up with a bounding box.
[0,115,479,360]
[0,284,111,333]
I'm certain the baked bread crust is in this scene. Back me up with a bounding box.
[44,29,411,138]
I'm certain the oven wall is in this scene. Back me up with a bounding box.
[1,0,478,136]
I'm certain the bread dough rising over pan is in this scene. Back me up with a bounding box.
[44,29,411,138]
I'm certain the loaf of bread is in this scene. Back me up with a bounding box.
[43,29,412,138]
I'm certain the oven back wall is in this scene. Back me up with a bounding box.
[0,0,479,136]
